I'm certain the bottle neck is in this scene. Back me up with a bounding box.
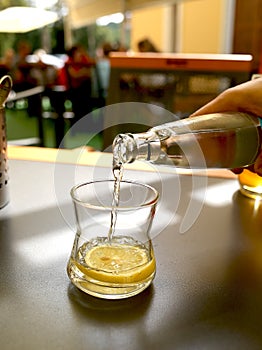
[113,131,161,165]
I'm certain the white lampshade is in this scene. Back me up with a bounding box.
[0,6,58,33]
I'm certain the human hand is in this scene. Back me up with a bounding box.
[191,78,262,176]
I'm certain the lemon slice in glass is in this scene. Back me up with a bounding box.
[81,244,156,284]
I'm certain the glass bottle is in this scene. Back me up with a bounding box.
[113,112,262,169]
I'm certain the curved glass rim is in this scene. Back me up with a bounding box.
[70,179,159,211]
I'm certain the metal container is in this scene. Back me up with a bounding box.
[0,76,12,209]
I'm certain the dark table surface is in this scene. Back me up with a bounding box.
[1,158,262,350]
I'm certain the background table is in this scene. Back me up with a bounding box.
[1,150,262,350]
[103,53,252,148]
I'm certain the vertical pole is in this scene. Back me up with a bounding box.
[63,0,73,50]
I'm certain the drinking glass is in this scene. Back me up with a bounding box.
[67,179,159,299]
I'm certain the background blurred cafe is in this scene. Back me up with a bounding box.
[0,0,261,150]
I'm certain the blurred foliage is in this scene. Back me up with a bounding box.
[0,0,128,58]
[0,0,27,10]
[73,22,128,57]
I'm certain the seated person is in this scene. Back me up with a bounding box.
[64,45,96,121]
[0,48,15,76]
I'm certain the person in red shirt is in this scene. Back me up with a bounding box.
[64,45,96,122]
